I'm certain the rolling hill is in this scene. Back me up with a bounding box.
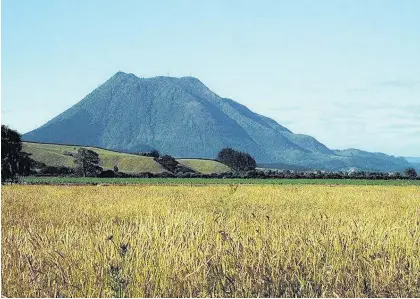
[23,72,412,172]
[23,142,230,174]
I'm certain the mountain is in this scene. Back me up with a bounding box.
[405,157,420,172]
[332,149,412,173]
[23,72,412,172]
[405,157,420,164]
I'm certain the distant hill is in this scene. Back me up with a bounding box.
[23,71,412,172]
[23,142,230,174]
[405,157,420,172]
[332,149,412,173]
[405,157,420,164]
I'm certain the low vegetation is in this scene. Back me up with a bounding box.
[22,142,230,175]
[19,142,418,181]
[21,176,420,186]
[2,184,419,297]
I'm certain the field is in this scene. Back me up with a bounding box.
[176,159,230,174]
[22,142,229,174]
[2,184,419,297]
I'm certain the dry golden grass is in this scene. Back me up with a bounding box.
[1,185,419,297]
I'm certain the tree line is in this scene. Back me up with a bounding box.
[1,125,418,182]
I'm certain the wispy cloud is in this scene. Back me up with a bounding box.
[346,87,369,93]
[344,79,420,94]
[377,80,420,89]
[271,106,303,112]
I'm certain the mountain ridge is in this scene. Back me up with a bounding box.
[23,71,412,172]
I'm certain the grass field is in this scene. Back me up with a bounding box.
[2,184,419,297]
[22,142,230,174]
[22,176,420,186]
[177,159,230,174]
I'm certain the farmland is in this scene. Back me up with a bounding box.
[22,142,230,174]
[2,184,419,297]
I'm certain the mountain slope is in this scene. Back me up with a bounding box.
[23,72,412,172]
[333,149,412,172]
[405,157,420,172]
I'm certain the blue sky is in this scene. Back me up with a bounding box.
[2,0,419,156]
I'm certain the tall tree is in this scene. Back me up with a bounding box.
[1,125,33,183]
[404,167,417,178]
[74,148,102,177]
[217,148,256,171]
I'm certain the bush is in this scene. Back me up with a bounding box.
[98,169,115,178]
[137,150,160,158]
[156,155,179,173]
[39,166,74,176]
[160,172,175,178]
[137,172,154,178]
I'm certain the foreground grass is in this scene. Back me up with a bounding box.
[2,185,420,297]
[22,176,420,186]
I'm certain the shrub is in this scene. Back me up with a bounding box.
[137,150,160,158]
[39,166,74,176]
[98,169,115,178]
[156,155,179,173]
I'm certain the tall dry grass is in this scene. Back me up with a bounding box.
[1,184,419,297]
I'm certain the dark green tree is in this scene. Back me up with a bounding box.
[150,149,160,159]
[404,167,417,178]
[217,148,236,168]
[156,155,179,172]
[74,148,102,177]
[217,148,256,171]
[1,125,33,183]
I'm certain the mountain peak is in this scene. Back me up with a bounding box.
[111,72,204,84]
[110,71,142,82]
[112,71,128,78]
[179,76,203,83]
